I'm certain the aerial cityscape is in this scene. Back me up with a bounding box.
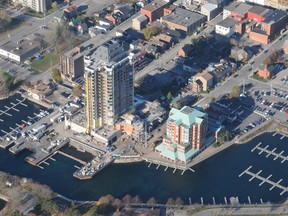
[0,0,288,215]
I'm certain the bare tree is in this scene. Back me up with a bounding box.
[122,194,133,205]
[175,197,184,206]
[132,195,142,204]
[166,198,174,206]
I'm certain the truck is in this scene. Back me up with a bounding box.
[32,124,46,133]
[50,113,64,123]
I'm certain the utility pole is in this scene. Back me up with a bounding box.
[144,121,147,149]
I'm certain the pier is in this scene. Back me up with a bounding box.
[0,98,26,118]
[57,150,87,165]
[239,166,288,195]
[251,143,288,163]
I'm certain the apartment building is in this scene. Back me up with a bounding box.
[156,106,208,163]
[60,47,84,81]
[266,0,288,9]
[13,0,51,13]
[85,39,134,132]
[140,0,169,22]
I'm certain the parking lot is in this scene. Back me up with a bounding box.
[0,56,33,79]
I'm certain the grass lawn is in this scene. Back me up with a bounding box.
[31,51,61,73]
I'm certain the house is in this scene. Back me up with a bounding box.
[258,64,275,79]
[132,15,148,30]
[163,4,177,16]
[64,4,78,19]
[178,44,192,57]
[145,44,160,58]
[163,28,182,43]
[192,70,213,92]
[156,33,173,47]
[27,82,53,101]
[77,22,88,34]
[150,39,166,53]
[106,12,122,26]
[114,5,134,21]
[140,0,169,22]
[54,10,67,22]
[69,18,82,28]
[215,17,237,38]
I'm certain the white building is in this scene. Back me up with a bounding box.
[12,0,51,13]
[215,17,237,37]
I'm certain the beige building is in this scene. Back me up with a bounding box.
[192,71,213,92]
[85,40,134,133]
[132,15,148,30]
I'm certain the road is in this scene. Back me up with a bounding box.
[195,31,288,108]
[134,15,221,81]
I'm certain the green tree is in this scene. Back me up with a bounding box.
[0,11,11,32]
[8,210,23,216]
[89,205,99,216]
[51,68,62,83]
[230,85,241,98]
[166,91,173,100]
[39,199,59,214]
[143,26,161,40]
[51,1,58,10]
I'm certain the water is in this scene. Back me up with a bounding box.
[0,199,6,211]
[0,95,287,204]
[0,132,287,204]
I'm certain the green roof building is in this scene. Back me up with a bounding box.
[156,106,208,163]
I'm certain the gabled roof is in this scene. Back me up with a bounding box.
[157,33,172,43]
[181,44,192,54]
[196,71,213,81]
[65,5,77,13]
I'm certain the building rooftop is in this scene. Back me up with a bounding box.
[195,70,213,81]
[169,106,207,127]
[248,6,270,17]
[202,3,218,12]
[141,0,167,12]
[263,9,288,24]
[1,39,39,56]
[65,4,77,13]
[134,14,148,22]
[161,8,206,28]
[217,17,237,28]
[251,28,267,35]
[224,1,241,12]
[233,3,253,15]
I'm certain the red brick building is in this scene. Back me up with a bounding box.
[178,44,192,57]
[140,0,168,22]
[249,29,269,44]
[258,64,275,79]
[163,4,177,16]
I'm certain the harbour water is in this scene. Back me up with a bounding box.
[0,132,287,204]
[0,95,287,204]
[0,199,6,211]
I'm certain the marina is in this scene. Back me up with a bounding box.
[239,166,288,195]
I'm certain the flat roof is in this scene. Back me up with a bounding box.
[217,17,237,28]
[161,8,206,28]
[1,39,39,56]
[233,3,253,15]
[263,9,288,24]
[248,6,270,16]
[202,3,218,12]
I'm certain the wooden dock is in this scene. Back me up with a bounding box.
[251,143,288,163]
[239,166,288,195]
[0,98,26,118]
[57,150,87,165]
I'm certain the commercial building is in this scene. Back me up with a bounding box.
[161,8,207,35]
[0,39,40,62]
[132,15,148,30]
[140,0,169,22]
[85,39,134,132]
[261,9,288,37]
[27,82,52,101]
[215,17,237,37]
[223,2,253,20]
[156,106,208,163]
[60,47,85,81]
[201,3,220,21]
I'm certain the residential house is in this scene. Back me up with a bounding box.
[150,39,166,53]
[192,70,213,92]
[163,28,182,43]
[156,33,173,47]
[77,22,88,34]
[145,44,160,58]
[114,5,134,21]
[64,4,78,19]
[106,12,122,26]
[132,15,148,30]
[178,44,192,57]
[258,64,275,79]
